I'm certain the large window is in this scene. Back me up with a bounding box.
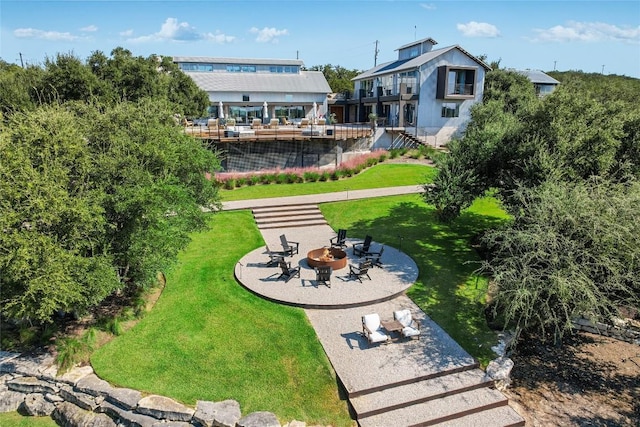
[437,66,477,99]
[179,63,213,72]
[441,103,460,118]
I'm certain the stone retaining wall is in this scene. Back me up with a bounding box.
[572,317,640,345]
[0,352,321,427]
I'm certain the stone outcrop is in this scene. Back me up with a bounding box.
[0,352,334,427]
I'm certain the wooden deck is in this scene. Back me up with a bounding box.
[184,124,373,142]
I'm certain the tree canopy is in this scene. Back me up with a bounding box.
[0,49,220,326]
[425,69,640,345]
[308,64,362,95]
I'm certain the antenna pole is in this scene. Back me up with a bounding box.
[374,40,379,66]
[19,52,24,68]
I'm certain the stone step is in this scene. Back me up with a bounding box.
[252,203,319,214]
[255,213,325,224]
[253,207,322,219]
[258,220,328,229]
[357,387,509,427]
[433,405,525,427]
[351,369,493,419]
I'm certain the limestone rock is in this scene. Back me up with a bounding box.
[0,390,25,412]
[45,392,65,403]
[152,422,192,427]
[485,356,514,390]
[75,373,113,397]
[136,395,195,422]
[52,401,117,427]
[193,399,241,427]
[106,386,142,410]
[99,400,159,427]
[7,376,58,394]
[23,392,56,416]
[59,384,99,411]
[237,411,281,427]
[58,365,94,386]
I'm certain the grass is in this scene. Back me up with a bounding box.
[91,210,353,427]
[0,413,58,427]
[89,163,508,424]
[220,163,435,201]
[320,194,510,366]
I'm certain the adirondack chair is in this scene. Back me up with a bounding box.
[278,259,300,282]
[315,266,332,288]
[348,260,372,282]
[365,245,385,268]
[394,309,421,339]
[330,229,347,249]
[280,234,299,257]
[353,235,373,257]
[362,313,390,346]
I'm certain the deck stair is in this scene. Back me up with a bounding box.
[390,131,422,149]
[252,203,327,229]
[352,366,524,427]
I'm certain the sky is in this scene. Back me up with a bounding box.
[1,1,639,78]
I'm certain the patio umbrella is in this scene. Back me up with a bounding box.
[218,101,224,119]
[263,101,268,120]
[312,101,317,120]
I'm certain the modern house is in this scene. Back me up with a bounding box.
[513,69,560,96]
[173,56,332,124]
[343,37,491,146]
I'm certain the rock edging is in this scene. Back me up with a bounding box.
[0,352,324,427]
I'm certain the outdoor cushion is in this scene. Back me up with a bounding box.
[369,330,390,343]
[402,326,420,337]
[363,313,381,332]
[394,309,413,328]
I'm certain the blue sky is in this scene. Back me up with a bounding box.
[1,1,639,77]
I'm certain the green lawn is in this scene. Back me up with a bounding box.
[91,210,353,427]
[220,163,436,201]
[0,413,58,427]
[320,194,510,365]
[91,164,508,425]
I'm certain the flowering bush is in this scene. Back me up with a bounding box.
[214,150,389,189]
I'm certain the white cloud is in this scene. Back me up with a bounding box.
[80,25,98,32]
[14,28,79,41]
[457,21,500,38]
[420,3,437,10]
[249,27,289,43]
[532,21,640,43]
[126,18,234,44]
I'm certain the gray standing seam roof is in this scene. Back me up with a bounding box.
[353,45,491,80]
[515,69,560,85]
[172,56,304,66]
[185,71,332,93]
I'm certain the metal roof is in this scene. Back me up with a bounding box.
[353,45,491,80]
[395,37,438,51]
[514,69,560,85]
[185,70,331,93]
[172,56,304,66]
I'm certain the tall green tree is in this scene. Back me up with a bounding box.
[0,100,221,324]
[309,64,361,95]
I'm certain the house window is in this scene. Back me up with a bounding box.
[242,95,250,102]
[441,103,460,118]
[437,66,477,99]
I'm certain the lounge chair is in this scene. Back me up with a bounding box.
[280,234,300,257]
[207,118,218,130]
[315,266,332,288]
[353,235,373,257]
[393,309,421,340]
[298,118,309,128]
[280,117,292,126]
[225,118,236,129]
[365,245,385,268]
[269,118,279,129]
[362,313,390,346]
[330,229,347,249]
[348,260,372,282]
[278,259,300,282]
[317,118,326,125]
[251,118,262,129]
[265,245,286,266]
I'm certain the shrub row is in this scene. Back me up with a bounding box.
[215,150,389,189]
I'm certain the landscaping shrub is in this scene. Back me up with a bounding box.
[303,171,320,182]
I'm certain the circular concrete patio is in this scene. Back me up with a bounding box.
[234,238,418,309]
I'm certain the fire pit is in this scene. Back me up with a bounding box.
[307,247,347,270]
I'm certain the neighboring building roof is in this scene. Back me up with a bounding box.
[184,71,331,93]
[395,37,438,51]
[353,45,491,80]
[172,56,304,67]
[514,69,560,85]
